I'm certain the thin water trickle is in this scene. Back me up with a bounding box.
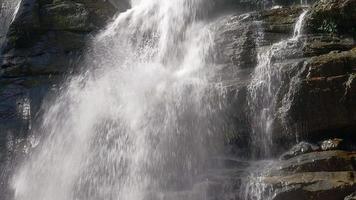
[247,9,308,158]
[11,1,227,200]
[0,0,21,49]
[243,8,309,200]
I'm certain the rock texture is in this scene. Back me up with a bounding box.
[215,0,356,197]
[265,171,356,200]
[0,0,125,198]
[0,0,128,76]
[262,146,356,200]
[264,0,356,145]
[0,0,355,199]
[214,6,305,156]
[306,0,356,37]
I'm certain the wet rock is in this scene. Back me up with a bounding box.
[214,5,307,90]
[306,0,356,37]
[303,35,355,57]
[320,138,344,151]
[264,171,356,200]
[215,13,259,71]
[0,0,126,196]
[282,48,356,142]
[274,0,317,6]
[256,150,356,200]
[345,192,356,200]
[1,0,126,76]
[40,1,92,32]
[258,6,305,34]
[275,150,356,174]
[280,141,319,160]
[307,49,356,78]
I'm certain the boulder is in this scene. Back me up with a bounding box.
[280,141,319,160]
[275,150,356,174]
[320,138,344,151]
[264,171,356,200]
[260,150,356,200]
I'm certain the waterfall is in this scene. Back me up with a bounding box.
[242,9,309,200]
[11,1,227,200]
[0,0,20,49]
[247,9,308,157]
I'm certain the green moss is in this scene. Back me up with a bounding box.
[318,19,338,34]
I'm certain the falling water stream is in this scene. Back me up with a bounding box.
[0,0,20,49]
[11,1,227,200]
[247,9,308,157]
[242,8,309,200]
[7,0,310,200]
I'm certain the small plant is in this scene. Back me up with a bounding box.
[318,19,338,33]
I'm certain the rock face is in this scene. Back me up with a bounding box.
[262,150,356,200]
[0,0,125,198]
[0,0,128,76]
[214,6,305,156]
[264,0,356,145]
[280,141,320,160]
[0,0,355,199]
[306,0,356,37]
[216,0,356,197]
[265,171,356,200]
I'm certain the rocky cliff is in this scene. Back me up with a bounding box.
[0,0,355,199]
[0,0,128,197]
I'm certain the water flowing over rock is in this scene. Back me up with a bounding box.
[247,9,308,157]
[10,1,228,200]
[0,0,355,200]
[0,0,20,49]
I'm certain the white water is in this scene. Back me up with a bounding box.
[0,0,21,49]
[243,9,308,200]
[12,1,226,200]
[247,9,308,157]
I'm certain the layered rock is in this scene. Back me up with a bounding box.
[256,142,356,200]
[0,0,128,76]
[306,0,356,37]
[266,0,356,145]
[214,6,306,156]
[0,0,125,197]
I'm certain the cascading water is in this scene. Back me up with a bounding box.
[11,1,228,200]
[242,9,309,200]
[247,9,308,157]
[0,0,20,49]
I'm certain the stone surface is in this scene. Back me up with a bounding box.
[320,138,344,151]
[0,0,126,197]
[306,0,356,37]
[303,35,355,57]
[264,171,356,200]
[213,6,305,157]
[280,141,319,160]
[1,0,126,76]
[261,150,356,200]
[275,150,356,174]
[283,48,356,142]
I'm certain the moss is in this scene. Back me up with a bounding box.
[318,19,338,34]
